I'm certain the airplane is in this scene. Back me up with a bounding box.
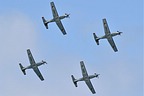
[71,61,100,94]
[93,18,122,52]
[19,49,47,81]
[42,2,70,35]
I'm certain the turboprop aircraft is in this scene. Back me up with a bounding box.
[71,61,100,94]
[93,18,122,52]
[19,49,47,81]
[42,2,70,35]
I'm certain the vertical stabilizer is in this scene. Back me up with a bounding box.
[42,17,48,29]
[93,33,99,45]
[71,75,78,87]
[19,63,26,75]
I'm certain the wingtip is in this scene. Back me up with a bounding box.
[27,49,30,51]
[50,1,54,5]
[103,18,106,20]
[41,79,44,81]
[63,32,67,35]
[114,49,118,52]
[80,61,84,64]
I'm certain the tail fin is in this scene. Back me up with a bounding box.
[19,63,26,75]
[71,75,78,87]
[93,33,99,45]
[42,17,48,29]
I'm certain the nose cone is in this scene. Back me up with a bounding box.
[65,13,70,18]
[117,31,123,35]
[95,73,100,78]
[119,32,123,35]
[42,60,47,64]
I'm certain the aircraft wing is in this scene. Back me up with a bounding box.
[103,18,111,35]
[80,61,96,94]
[107,36,118,52]
[55,20,67,35]
[85,79,96,94]
[80,61,89,78]
[33,66,44,81]
[50,2,59,18]
[27,49,36,66]
[50,2,66,35]
[103,18,118,52]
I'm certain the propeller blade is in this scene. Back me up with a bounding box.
[65,13,70,18]
[96,74,100,78]
[42,60,47,64]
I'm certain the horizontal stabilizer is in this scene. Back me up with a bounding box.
[42,17,48,29]
[19,63,26,75]
[93,33,99,45]
[71,75,78,87]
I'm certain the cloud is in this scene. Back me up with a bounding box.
[0,12,37,50]
[0,12,39,96]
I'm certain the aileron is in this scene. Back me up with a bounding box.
[50,2,59,18]
[56,21,67,35]
[33,67,44,81]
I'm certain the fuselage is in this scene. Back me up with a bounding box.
[47,15,67,24]
[99,32,121,40]
[25,61,45,70]
[77,74,97,82]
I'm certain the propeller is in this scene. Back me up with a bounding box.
[42,60,47,64]
[65,13,70,18]
[95,73,100,78]
[117,31,123,35]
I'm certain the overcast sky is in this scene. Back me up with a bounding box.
[0,0,143,96]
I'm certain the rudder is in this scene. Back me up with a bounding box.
[42,17,48,29]
[71,75,78,87]
[93,33,99,45]
[19,63,26,75]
